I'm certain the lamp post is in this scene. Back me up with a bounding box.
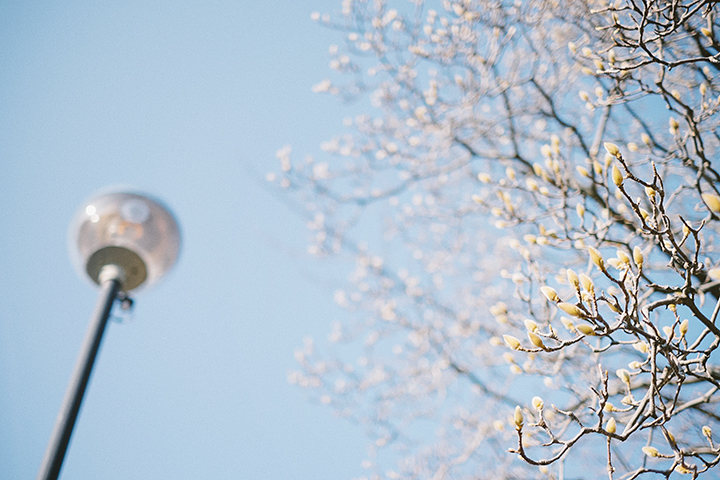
[36,191,180,480]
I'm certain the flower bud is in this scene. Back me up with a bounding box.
[576,324,595,336]
[702,27,713,38]
[567,269,579,288]
[642,446,659,457]
[576,203,585,218]
[503,335,521,350]
[558,302,585,317]
[633,246,644,267]
[560,316,575,332]
[606,417,616,434]
[616,368,631,384]
[645,186,656,199]
[532,396,544,410]
[540,286,560,303]
[703,425,712,438]
[603,402,616,412]
[633,341,649,353]
[680,319,689,337]
[611,165,623,186]
[616,250,630,264]
[604,142,620,157]
[702,193,720,213]
[514,405,524,429]
[588,247,604,270]
[477,173,491,183]
[579,274,595,293]
[576,166,590,178]
[528,331,545,348]
[524,319,539,332]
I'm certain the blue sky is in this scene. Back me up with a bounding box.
[0,1,371,479]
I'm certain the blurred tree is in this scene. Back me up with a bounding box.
[272,0,720,478]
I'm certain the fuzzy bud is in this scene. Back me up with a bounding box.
[642,446,659,457]
[560,316,575,332]
[540,286,560,303]
[527,331,545,349]
[566,269,579,288]
[702,193,720,213]
[604,142,620,157]
[532,396,544,410]
[503,335,521,350]
[606,417,616,434]
[633,246,644,267]
[514,406,524,429]
[603,402,616,412]
[558,302,585,317]
[611,165,623,186]
[703,426,712,439]
[616,368,631,384]
[680,319,689,337]
[576,324,595,336]
[579,274,595,293]
[588,247,604,270]
[524,319,539,332]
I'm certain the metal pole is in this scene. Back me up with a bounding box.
[36,273,122,480]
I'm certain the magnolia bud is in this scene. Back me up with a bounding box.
[560,316,575,332]
[588,247,604,270]
[603,402,616,412]
[567,269,580,288]
[514,405,524,429]
[633,341,649,353]
[579,274,595,293]
[633,246,644,267]
[528,331,545,348]
[532,396,544,410]
[702,193,720,213]
[576,324,595,336]
[616,368,631,384]
[703,425,712,438]
[576,166,590,178]
[558,302,585,317]
[576,203,586,218]
[540,286,560,303]
[606,417,616,434]
[616,251,630,264]
[524,319,539,332]
[611,165,623,186]
[504,335,521,350]
[604,142,620,157]
[642,446,659,457]
[680,319,689,336]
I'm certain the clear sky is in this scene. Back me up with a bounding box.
[0,1,370,479]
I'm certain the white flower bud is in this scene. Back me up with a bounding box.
[642,446,659,457]
[606,417,616,434]
[604,142,620,157]
[633,246,644,267]
[616,368,631,384]
[576,324,595,336]
[558,302,585,317]
[540,286,560,303]
[702,193,720,213]
[503,335,521,350]
[612,165,624,186]
[514,406,524,429]
[528,331,545,349]
[588,247,604,270]
[566,269,579,288]
[524,319,539,332]
[532,396,544,410]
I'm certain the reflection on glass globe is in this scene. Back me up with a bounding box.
[69,191,181,291]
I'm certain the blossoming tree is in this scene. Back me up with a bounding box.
[271,0,720,478]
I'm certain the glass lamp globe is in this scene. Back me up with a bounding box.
[69,191,181,291]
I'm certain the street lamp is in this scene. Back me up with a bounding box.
[37,190,180,480]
